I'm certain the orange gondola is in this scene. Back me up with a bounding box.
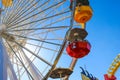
[2,0,13,7]
[74,5,93,23]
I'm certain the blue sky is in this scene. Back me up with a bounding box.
[68,0,120,80]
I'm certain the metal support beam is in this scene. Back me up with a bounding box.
[0,37,18,80]
[0,37,7,80]
[64,58,78,80]
[20,48,43,80]
[64,0,77,79]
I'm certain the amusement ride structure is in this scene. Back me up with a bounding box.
[0,0,119,80]
[0,0,93,80]
[0,0,92,79]
[104,54,120,80]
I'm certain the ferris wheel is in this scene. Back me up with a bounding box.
[0,0,93,80]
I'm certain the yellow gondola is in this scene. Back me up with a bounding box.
[2,0,13,7]
[74,5,93,23]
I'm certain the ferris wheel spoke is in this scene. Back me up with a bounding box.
[41,46,59,74]
[14,26,56,38]
[24,34,64,41]
[6,0,43,26]
[2,0,27,24]
[22,4,70,31]
[7,57,18,80]
[17,35,47,78]
[2,45,18,80]
[6,41,34,80]
[12,29,68,38]
[10,33,61,46]
[15,57,21,80]
[26,14,70,32]
[26,42,67,55]
[7,0,66,29]
[25,33,64,44]
[7,43,33,80]
[11,60,22,66]
[7,0,50,26]
[18,52,44,80]
[43,38,64,40]
[28,28,65,37]
[7,7,69,33]
[2,0,19,23]
[7,26,69,32]
[50,30,63,40]
[9,10,70,30]
[12,47,35,80]
[14,49,36,79]
[43,38,67,80]
[5,0,36,25]
[17,46,43,80]
[13,40,53,67]
[3,0,28,24]
[16,50,32,80]
[27,28,63,37]
[11,15,70,34]
[26,42,59,52]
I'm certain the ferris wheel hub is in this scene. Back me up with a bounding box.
[0,24,15,42]
[0,32,15,42]
[0,24,6,32]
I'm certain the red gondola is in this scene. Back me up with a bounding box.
[66,40,91,58]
